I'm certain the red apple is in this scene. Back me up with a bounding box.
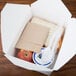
[17,49,33,62]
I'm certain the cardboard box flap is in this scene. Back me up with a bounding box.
[1,3,32,54]
[5,54,52,72]
[31,0,72,25]
[53,18,76,70]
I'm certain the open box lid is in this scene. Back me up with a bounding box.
[53,18,76,70]
[31,0,72,25]
[1,3,32,53]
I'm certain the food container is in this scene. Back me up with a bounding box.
[1,0,76,75]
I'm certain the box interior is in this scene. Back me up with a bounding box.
[6,16,65,70]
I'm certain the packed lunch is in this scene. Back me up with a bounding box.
[15,17,64,68]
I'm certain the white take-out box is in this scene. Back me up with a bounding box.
[1,0,76,75]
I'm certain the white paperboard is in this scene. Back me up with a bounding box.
[53,18,76,70]
[1,3,32,54]
[1,0,76,75]
[5,54,52,75]
[31,0,72,25]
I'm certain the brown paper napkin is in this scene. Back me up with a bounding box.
[16,23,49,52]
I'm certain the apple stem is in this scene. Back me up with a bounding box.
[25,53,28,56]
